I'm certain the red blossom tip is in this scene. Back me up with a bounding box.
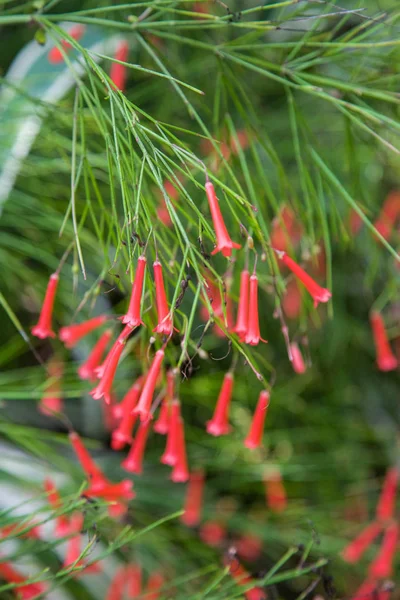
[31,273,59,339]
[120,256,147,328]
[279,253,331,307]
[244,390,269,449]
[59,315,107,348]
[206,372,234,437]
[205,181,241,257]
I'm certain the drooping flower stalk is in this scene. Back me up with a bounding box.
[181,469,205,527]
[31,273,59,339]
[110,40,129,91]
[78,329,113,381]
[234,269,250,341]
[154,370,174,434]
[0,561,46,599]
[245,272,266,346]
[90,338,126,404]
[161,400,181,465]
[120,256,147,328]
[290,342,306,374]
[171,416,189,482]
[48,24,85,63]
[244,390,269,449]
[341,521,382,563]
[40,357,64,416]
[368,521,399,579]
[278,252,331,307]
[370,311,398,372]
[111,377,143,450]
[206,372,234,436]
[43,478,71,537]
[59,315,107,348]
[153,260,173,336]
[264,468,287,513]
[376,467,399,522]
[145,571,165,600]
[121,418,152,474]
[133,349,165,421]
[205,181,241,257]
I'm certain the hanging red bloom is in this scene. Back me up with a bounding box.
[31,272,59,339]
[290,342,306,374]
[282,279,302,319]
[145,572,165,600]
[69,431,108,489]
[342,521,382,563]
[59,315,107,348]
[153,260,173,336]
[376,467,399,522]
[106,566,127,600]
[0,561,46,600]
[234,269,250,341]
[161,400,181,465]
[110,40,129,91]
[245,272,266,346]
[270,205,302,252]
[78,329,113,381]
[111,377,143,450]
[171,416,189,482]
[278,252,331,307]
[352,578,379,600]
[40,357,64,416]
[95,325,133,379]
[199,521,226,547]
[181,469,205,527]
[133,349,165,421]
[224,553,267,600]
[120,256,147,328]
[201,275,234,337]
[154,370,174,434]
[244,390,269,449]
[206,372,234,436]
[264,468,287,513]
[48,24,85,64]
[235,533,263,562]
[368,521,399,579]
[121,418,152,475]
[90,338,126,404]
[205,181,241,257]
[370,311,398,372]
[127,564,142,598]
[84,480,135,502]
[43,478,71,537]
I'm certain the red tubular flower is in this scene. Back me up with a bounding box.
[120,256,147,328]
[146,572,165,600]
[235,533,263,562]
[43,478,71,537]
[244,390,269,449]
[370,312,398,372]
[181,469,205,527]
[205,181,241,257]
[110,40,129,91]
[31,273,59,339]
[48,24,85,64]
[63,512,84,569]
[376,467,399,522]
[245,273,266,346]
[282,279,302,319]
[153,261,173,336]
[60,315,107,349]
[106,566,127,600]
[225,554,267,600]
[111,378,143,450]
[279,252,331,307]
[78,329,113,381]
[160,400,180,465]
[133,349,165,421]
[234,269,250,340]
[270,205,302,252]
[341,521,382,563]
[199,521,226,547]
[206,373,234,436]
[95,325,133,379]
[352,578,379,600]
[84,480,134,502]
[368,521,399,579]
[121,418,152,474]
[1,522,41,541]
[0,561,46,600]
[127,564,142,598]
[40,357,63,416]
[154,370,174,434]
[290,342,306,374]
[264,468,287,513]
[90,338,126,404]
[171,417,189,482]
[69,431,108,490]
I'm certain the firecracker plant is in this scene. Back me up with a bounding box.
[0,0,399,599]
